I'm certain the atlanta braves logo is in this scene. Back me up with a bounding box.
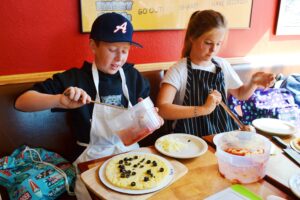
[114,22,127,34]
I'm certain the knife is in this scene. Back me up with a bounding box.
[63,92,126,110]
[272,136,300,167]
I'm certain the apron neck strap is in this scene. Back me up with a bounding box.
[119,68,132,107]
[91,63,132,107]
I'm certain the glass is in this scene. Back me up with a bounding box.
[278,106,300,129]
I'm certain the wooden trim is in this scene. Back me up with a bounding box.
[0,71,63,85]
[0,57,250,85]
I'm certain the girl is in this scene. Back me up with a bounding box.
[156,10,275,136]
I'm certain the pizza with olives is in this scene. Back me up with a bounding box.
[105,152,171,190]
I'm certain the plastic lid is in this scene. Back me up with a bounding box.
[215,131,271,156]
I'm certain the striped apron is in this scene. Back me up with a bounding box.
[174,57,238,136]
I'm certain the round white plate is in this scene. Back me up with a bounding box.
[98,152,174,195]
[155,133,208,159]
[290,139,300,153]
[252,118,297,135]
[289,174,300,198]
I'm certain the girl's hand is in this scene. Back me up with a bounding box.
[60,87,91,109]
[240,125,256,132]
[204,90,222,114]
[251,72,276,89]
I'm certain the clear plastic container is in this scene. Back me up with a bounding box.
[214,131,271,184]
[107,97,161,146]
[278,107,300,129]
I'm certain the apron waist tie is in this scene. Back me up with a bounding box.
[77,140,126,148]
[76,141,89,147]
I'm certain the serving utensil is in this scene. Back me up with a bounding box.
[219,101,245,129]
[208,89,253,131]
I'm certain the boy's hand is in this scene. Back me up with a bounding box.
[251,72,276,89]
[61,87,92,109]
[137,97,164,128]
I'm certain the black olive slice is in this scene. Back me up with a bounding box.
[131,182,136,186]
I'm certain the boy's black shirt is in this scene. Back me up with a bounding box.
[32,61,150,144]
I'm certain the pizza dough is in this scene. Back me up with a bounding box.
[105,153,170,190]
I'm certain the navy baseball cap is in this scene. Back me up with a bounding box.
[90,12,142,48]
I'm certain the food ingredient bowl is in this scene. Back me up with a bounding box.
[214,131,271,184]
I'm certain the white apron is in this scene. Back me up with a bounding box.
[74,63,139,199]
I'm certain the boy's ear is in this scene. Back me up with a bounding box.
[89,39,96,54]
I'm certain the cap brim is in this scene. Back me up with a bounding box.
[92,38,143,48]
[131,41,143,48]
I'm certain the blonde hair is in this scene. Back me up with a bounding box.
[182,10,227,58]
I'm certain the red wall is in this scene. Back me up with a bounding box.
[0,0,299,75]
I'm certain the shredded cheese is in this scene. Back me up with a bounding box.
[158,137,187,152]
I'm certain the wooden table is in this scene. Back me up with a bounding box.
[78,132,300,200]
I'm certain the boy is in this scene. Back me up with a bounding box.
[15,12,160,199]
